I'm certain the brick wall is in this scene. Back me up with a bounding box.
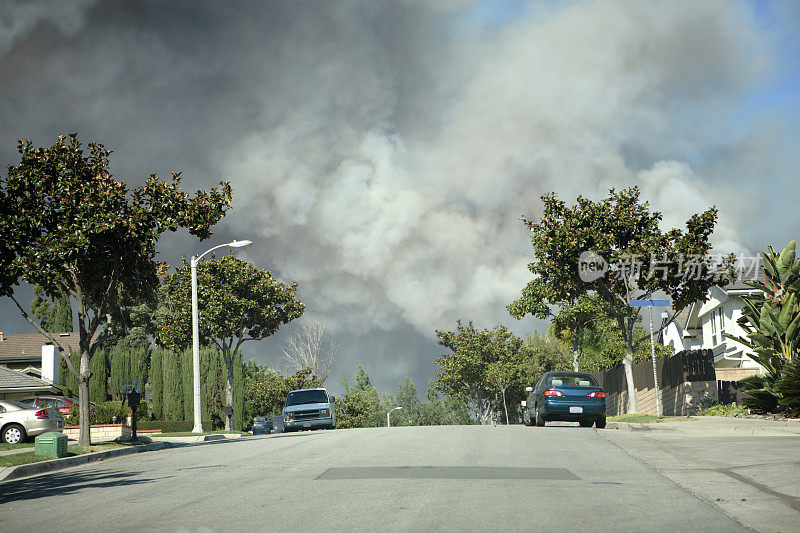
[63,424,131,441]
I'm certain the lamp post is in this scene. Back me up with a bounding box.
[191,239,253,433]
[387,406,403,428]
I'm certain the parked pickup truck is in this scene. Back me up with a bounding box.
[282,388,336,432]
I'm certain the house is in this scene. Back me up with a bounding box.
[0,331,85,376]
[0,366,62,400]
[661,271,764,382]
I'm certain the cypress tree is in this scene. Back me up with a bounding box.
[162,350,183,420]
[233,350,245,431]
[109,345,132,400]
[182,347,193,421]
[51,294,73,332]
[88,348,108,403]
[150,348,164,419]
[60,350,81,398]
[129,345,149,393]
[201,347,224,426]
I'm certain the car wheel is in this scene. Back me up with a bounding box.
[522,410,532,426]
[2,424,26,444]
[579,420,593,427]
[535,406,545,427]
[595,416,607,429]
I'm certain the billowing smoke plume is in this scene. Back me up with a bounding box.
[1,0,796,391]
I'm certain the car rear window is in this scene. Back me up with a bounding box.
[285,390,328,406]
[548,375,599,387]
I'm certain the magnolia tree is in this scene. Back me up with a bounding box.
[434,321,527,424]
[158,254,304,430]
[0,134,232,445]
[511,187,731,413]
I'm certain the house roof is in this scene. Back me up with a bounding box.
[0,332,85,363]
[0,366,61,393]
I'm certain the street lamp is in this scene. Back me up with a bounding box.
[191,239,253,433]
[387,406,403,428]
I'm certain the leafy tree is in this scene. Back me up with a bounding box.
[336,364,387,428]
[243,363,322,428]
[31,285,73,332]
[394,377,419,425]
[434,321,528,424]
[728,241,800,413]
[512,187,729,413]
[159,254,304,430]
[418,381,473,426]
[551,312,672,372]
[0,134,232,444]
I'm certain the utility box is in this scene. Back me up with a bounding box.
[34,432,68,458]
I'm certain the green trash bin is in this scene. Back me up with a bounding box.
[35,432,68,458]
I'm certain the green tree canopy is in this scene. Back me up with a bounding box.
[0,134,232,445]
[511,187,729,413]
[158,254,305,430]
[434,321,529,424]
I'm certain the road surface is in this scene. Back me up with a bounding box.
[0,423,793,532]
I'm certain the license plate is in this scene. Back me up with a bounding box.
[569,406,583,414]
[303,422,311,427]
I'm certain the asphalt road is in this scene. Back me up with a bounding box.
[0,424,785,532]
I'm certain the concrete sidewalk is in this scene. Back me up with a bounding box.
[608,415,800,436]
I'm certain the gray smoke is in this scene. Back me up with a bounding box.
[1,0,796,392]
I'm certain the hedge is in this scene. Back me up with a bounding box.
[138,420,213,433]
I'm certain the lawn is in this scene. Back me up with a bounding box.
[0,443,125,467]
[0,442,32,452]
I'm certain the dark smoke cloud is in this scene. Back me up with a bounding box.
[1,0,796,393]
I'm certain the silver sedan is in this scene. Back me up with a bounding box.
[0,400,64,444]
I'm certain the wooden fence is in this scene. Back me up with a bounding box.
[590,350,717,416]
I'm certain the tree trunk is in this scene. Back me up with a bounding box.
[622,345,638,414]
[501,389,509,425]
[224,355,234,431]
[78,351,92,446]
[571,331,581,372]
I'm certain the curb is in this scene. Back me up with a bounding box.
[605,421,800,437]
[0,441,166,483]
[149,433,244,444]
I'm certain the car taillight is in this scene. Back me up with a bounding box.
[588,391,605,398]
[35,409,49,419]
[543,390,564,397]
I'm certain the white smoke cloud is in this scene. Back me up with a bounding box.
[216,0,772,345]
[0,0,794,390]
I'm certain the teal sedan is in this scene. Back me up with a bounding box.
[522,372,606,428]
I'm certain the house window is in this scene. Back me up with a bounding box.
[710,312,717,345]
[719,308,725,331]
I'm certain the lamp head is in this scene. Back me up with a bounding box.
[229,239,253,248]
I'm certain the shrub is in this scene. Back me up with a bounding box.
[65,400,150,426]
[137,420,213,433]
[739,374,781,413]
[700,403,747,416]
[777,360,800,417]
